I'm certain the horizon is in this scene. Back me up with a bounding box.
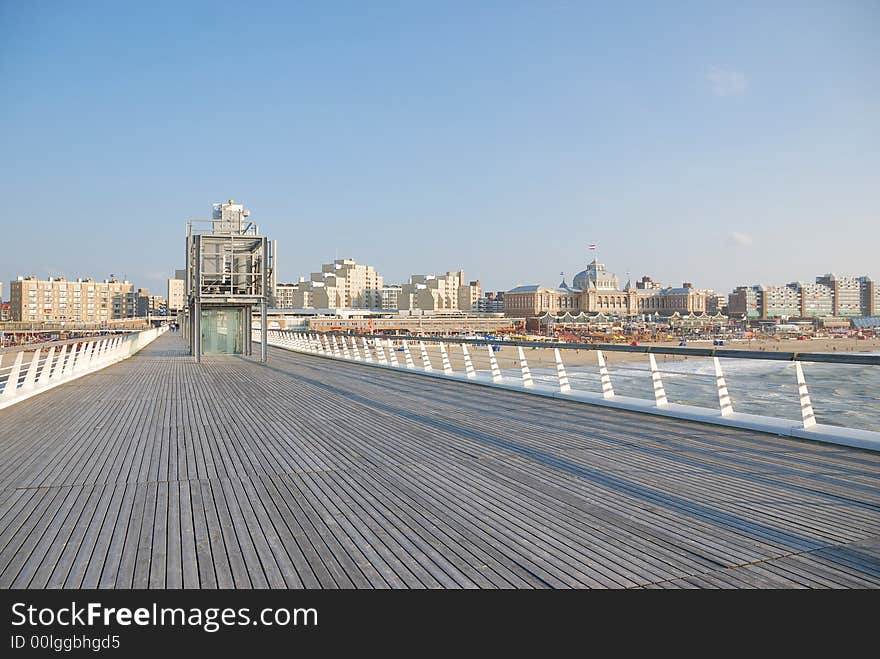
[2,1,878,298]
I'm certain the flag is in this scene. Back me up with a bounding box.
[586,243,597,250]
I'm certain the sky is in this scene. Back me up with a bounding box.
[1,0,878,298]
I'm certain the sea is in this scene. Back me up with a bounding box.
[516,351,880,433]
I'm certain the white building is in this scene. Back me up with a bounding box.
[274,282,300,308]
[290,259,384,309]
[167,278,185,313]
[380,284,403,310]
[400,271,475,311]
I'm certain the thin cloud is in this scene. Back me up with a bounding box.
[706,67,748,96]
[729,231,753,247]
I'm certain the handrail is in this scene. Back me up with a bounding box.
[262,329,880,452]
[0,326,168,410]
[0,334,131,355]
[322,331,880,366]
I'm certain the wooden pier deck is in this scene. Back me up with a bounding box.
[0,332,878,589]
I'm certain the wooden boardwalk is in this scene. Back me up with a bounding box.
[0,332,878,589]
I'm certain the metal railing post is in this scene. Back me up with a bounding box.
[38,346,56,386]
[387,340,400,367]
[714,357,734,416]
[487,345,502,383]
[518,346,534,388]
[597,350,614,399]
[374,338,388,365]
[0,352,24,402]
[795,361,816,429]
[402,341,415,369]
[52,345,69,380]
[462,344,476,379]
[649,354,667,407]
[95,339,108,366]
[555,348,571,393]
[21,348,42,392]
[362,337,373,362]
[419,341,432,372]
[65,344,80,375]
[439,342,453,375]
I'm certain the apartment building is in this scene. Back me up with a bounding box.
[9,276,135,322]
[728,272,874,319]
[816,274,863,317]
[297,259,383,309]
[380,284,403,310]
[135,289,167,316]
[167,279,185,313]
[761,284,802,318]
[458,280,482,311]
[798,282,834,318]
[476,291,505,313]
[399,271,472,311]
[274,282,300,308]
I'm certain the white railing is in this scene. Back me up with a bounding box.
[261,330,880,452]
[0,326,168,410]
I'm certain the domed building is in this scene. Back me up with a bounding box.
[572,260,619,292]
[505,258,711,319]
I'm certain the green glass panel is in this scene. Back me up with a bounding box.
[201,308,243,354]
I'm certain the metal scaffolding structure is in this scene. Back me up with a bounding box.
[184,200,274,362]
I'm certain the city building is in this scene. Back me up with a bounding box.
[727,272,875,320]
[816,274,863,317]
[274,282,300,309]
[380,284,403,310]
[167,272,185,313]
[505,261,708,318]
[399,271,480,311]
[476,291,505,313]
[761,284,802,319]
[292,258,383,309]
[458,280,482,311]
[705,292,726,315]
[400,271,462,311]
[798,281,834,318]
[572,261,619,292]
[727,286,761,319]
[635,276,664,290]
[505,284,583,317]
[0,302,10,322]
[9,276,136,322]
[135,289,167,317]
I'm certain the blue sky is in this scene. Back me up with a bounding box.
[1,0,877,297]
